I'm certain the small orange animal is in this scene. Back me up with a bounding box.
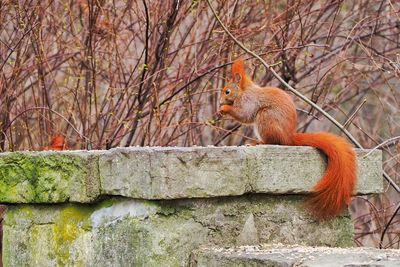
[219,59,357,220]
[43,135,67,151]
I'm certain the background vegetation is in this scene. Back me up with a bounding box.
[1,0,399,248]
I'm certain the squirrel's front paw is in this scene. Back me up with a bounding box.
[219,105,232,115]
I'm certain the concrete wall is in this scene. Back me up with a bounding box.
[0,145,383,266]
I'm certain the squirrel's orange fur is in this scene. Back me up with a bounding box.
[220,59,357,220]
[43,135,67,151]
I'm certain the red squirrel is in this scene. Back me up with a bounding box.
[219,59,357,220]
[43,135,67,151]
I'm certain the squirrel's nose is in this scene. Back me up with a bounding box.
[220,99,233,106]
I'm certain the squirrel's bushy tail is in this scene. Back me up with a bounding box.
[293,132,357,220]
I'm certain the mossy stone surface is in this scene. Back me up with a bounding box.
[0,146,383,203]
[0,151,100,203]
[3,196,354,266]
[0,146,383,266]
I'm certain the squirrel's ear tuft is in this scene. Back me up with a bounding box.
[233,72,242,84]
[232,59,246,79]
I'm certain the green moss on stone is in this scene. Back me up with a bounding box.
[3,196,355,266]
[53,205,93,265]
[331,215,354,247]
[0,152,89,203]
[3,205,36,225]
[97,198,117,209]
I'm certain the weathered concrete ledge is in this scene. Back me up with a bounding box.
[3,196,354,266]
[0,146,383,203]
[191,244,400,267]
[0,146,385,266]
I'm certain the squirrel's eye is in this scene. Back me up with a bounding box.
[225,89,231,95]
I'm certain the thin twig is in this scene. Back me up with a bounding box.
[364,136,400,158]
[343,98,366,128]
[4,107,88,142]
[379,202,400,249]
[214,123,241,146]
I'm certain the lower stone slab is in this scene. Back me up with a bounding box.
[3,195,353,266]
[190,244,400,267]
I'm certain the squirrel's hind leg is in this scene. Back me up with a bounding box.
[246,139,265,146]
[255,110,295,145]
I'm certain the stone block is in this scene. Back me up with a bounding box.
[191,244,400,267]
[0,151,100,203]
[98,146,383,200]
[3,196,353,266]
[0,146,383,203]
